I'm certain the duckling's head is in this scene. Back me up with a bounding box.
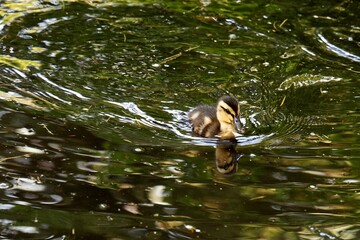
[216,96,241,139]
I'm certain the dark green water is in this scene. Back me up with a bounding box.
[0,0,360,239]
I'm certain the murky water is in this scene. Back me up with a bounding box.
[0,0,360,239]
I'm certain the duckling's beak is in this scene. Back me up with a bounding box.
[234,116,241,132]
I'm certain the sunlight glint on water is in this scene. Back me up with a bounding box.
[0,0,359,239]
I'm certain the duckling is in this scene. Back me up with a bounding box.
[188,96,241,139]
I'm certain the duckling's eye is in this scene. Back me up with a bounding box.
[221,106,235,119]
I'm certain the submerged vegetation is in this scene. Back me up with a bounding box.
[0,0,359,238]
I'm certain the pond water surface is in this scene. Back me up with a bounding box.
[0,0,360,239]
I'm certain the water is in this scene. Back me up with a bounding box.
[0,0,360,239]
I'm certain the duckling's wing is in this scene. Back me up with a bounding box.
[188,105,220,137]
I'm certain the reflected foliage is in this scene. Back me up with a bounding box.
[0,0,360,239]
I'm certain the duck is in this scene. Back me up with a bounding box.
[188,96,241,139]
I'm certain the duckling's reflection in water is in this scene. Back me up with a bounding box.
[215,142,241,175]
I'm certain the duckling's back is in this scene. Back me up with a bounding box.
[188,105,220,138]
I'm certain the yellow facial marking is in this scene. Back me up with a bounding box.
[218,101,236,117]
[220,105,236,116]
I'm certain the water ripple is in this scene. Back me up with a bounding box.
[35,73,90,100]
[278,74,342,91]
[317,32,360,63]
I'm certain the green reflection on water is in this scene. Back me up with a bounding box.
[0,0,360,239]
[0,55,41,70]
